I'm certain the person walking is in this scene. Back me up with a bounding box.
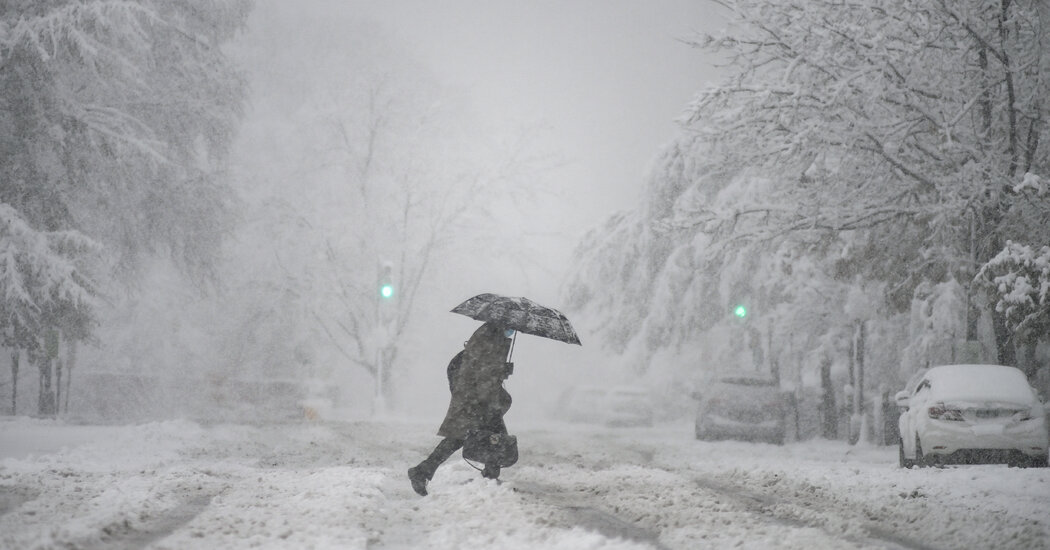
[407,322,514,496]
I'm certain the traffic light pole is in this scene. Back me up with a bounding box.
[373,261,395,416]
[374,348,386,415]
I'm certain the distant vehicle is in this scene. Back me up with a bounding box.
[694,376,787,445]
[896,364,1049,468]
[605,387,656,427]
[554,385,654,427]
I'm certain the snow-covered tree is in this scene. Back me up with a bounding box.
[566,0,1050,427]
[1,0,251,281]
[0,204,95,414]
[674,0,1050,365]
[0,0,252,415]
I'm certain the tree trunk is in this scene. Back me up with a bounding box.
[64,340,77,414]
[992,308,1016,367]
[37,355,56,417]
[769,322,780,383]
[55,357,62,419]
[820,355,837,439]
[997,0,1019,178]
[38,331,61,417]
[10,351,18,416]
[850,322,866,445]
[966,212,979,341]
[856,323,865,413]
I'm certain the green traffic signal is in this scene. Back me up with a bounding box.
[733,304,747,318]
[380,284,394,299]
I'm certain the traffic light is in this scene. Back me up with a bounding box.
[733,304,748,319]
[378,263,394,299]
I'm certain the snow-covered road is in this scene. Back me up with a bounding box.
[1,417,1048,549]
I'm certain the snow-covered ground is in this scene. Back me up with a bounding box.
[1,416,1047,549]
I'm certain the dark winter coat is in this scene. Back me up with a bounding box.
[437,323,513,439]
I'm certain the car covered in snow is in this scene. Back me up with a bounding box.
[554,385,654,427]
[693,376,787,445]
[896,364,1049,468]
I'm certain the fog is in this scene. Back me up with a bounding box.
[222,0,724,422]
[2,1,725,424]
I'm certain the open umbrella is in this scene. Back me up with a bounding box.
[451,293,582,346]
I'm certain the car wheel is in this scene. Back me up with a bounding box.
[898,438,914,469]
[914,436,927,468]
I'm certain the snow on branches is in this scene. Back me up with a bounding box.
[679,0,1050,259]
[977,241,1050,339]
[1013,173,1047,196]
[0,1,251,288]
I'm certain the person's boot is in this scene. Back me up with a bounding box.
[481,464,500,480]
[407,465,430,496]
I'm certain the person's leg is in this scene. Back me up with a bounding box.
[419,437,463,476]
[408,438,463,496]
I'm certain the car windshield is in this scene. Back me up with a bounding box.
[925,365,1035,403]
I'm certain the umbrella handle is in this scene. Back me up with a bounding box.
[506,331,516,364]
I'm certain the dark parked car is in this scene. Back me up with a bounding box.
[554,385,654,427]
[694,376,787,445]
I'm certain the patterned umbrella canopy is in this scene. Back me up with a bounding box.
[451,293,582,346]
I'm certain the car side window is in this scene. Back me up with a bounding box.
[915,379,931,395]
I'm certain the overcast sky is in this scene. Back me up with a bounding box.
[344,0,726,231]
[236,0,728,297]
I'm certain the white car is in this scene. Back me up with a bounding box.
[896,364,1049,468]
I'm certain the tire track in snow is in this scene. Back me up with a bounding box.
[512,479,671,550]
[687,476,940,550]
[78,493,217,550]
[0,486,38,517]
[516,433,940,550]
